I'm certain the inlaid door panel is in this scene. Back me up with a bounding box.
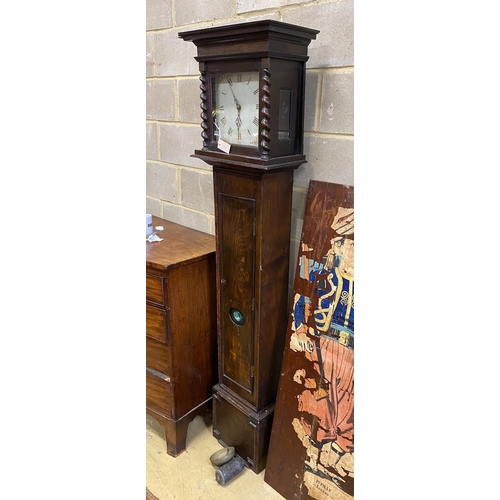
[220,193,256,394]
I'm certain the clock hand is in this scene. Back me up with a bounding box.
[228,85,242,137]
[228,84,241,112]
[227,81,242,140]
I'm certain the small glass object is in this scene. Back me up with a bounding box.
[229,307,245,326]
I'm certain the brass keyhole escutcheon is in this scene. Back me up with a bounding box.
[229,308,245,326]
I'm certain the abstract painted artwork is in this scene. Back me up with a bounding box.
[265,180,354,500]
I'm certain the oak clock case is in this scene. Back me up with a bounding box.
[179,20,319,474]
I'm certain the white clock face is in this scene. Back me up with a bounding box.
[213,71,260,147]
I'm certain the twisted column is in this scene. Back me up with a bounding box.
[199,72,209,148]
[260,69,271,158]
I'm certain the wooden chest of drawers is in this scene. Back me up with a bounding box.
[146,216,217,457]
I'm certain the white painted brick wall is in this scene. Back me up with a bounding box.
[146,0,354,284]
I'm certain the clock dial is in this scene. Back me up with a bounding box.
[213,71,259,147]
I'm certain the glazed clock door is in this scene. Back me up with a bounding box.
[213,71,260,147]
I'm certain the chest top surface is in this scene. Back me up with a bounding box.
[146,216,215,272]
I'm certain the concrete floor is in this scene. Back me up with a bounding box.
[146,412,285,500]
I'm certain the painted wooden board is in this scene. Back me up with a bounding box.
[264,180,354,500]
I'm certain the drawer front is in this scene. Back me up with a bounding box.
[146,304,168,343]
[146,368,172,418]
[146,274,165,306]
[146,337,171,375]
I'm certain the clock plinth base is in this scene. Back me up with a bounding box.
[212,384,275,474]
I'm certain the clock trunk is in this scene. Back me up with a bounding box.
[212,165,293,473]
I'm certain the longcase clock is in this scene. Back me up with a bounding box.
[179,20,319,474]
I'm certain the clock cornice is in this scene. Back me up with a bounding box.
[179,20,319,62]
